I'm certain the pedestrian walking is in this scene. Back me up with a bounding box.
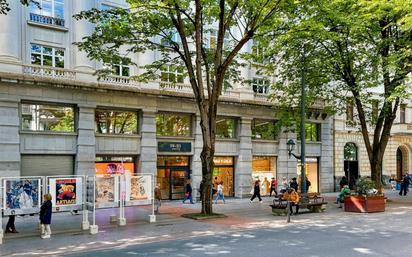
[182,181,194,204]
[280,177,288,193]
[250,180,262,203]
[40,193,52,239]
[399,173,412,196]
[305,178,311,193]
[269,177,278,197]
[154,184,162,214]
[214,182,225,204]
[5,214,18,233]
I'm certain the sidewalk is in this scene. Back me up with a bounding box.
[1,191,412,257]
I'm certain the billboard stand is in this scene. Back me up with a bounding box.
[89,176,98,235]
[149,174,156,223]
[82,175,90,230]
[118,175,126,226]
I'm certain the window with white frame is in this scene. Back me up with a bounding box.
[161,65,184,83]
[113,64,130,77]
[252,78,270,94]
[31,44,64,68]
[30,0,64,19]
[206,29,231,49]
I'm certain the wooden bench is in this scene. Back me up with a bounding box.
[270,194,327,215]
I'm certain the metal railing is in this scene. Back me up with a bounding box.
[23,64,76,80]
[29,13,65,27]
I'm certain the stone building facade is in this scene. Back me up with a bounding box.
[0,0,334,198]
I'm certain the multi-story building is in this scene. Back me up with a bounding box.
[334,101,412,190]
[0,0,334,199]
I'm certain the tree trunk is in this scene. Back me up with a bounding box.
[200,145,214,214]
[370,157,383,191]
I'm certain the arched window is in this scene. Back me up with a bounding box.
[344,143,357,161]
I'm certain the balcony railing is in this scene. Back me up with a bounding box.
[254,93,269,101]
[160,81,193,93]
[29,13,65,27]
[99,75,140,88]
[23,65,76,80]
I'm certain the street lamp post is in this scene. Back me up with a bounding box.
[286,48,307,196]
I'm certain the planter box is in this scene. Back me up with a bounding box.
[344,195,385,213]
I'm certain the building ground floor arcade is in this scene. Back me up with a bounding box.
[0,80,334,199]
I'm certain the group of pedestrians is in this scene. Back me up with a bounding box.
[3,193,53,239]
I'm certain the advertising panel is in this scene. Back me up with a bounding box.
[49,177,83,208]
[3,178,41,215]
[95,176,119,208]
[125,175,152,205]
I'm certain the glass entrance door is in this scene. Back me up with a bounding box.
[170,168,187,200]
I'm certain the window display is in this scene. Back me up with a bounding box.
[252,156,276,196]
[213,157,234,197]
[297,158,319,193]
[95,156,136,175]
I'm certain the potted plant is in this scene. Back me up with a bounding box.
[344,177,385,213]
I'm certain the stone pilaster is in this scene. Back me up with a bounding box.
[75,106,96,175]
[0,99,20,177]
[235,117,253,198]
[320,118,334,192]
[277,131,298,181]
[139,111,157,175]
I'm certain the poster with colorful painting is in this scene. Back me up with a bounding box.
[49,177,83,207]
[95,176,119,208]
[125,175,152,205]
[3,178,41,215]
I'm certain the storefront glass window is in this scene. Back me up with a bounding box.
[95,156,136,175]
[252,156,276,196]
[213,157,234,197]
[251,119,278,140]
[156,113,191,137]
[157,156,190,200]
[216,117,237,139]
[297,157,318,193]
[95,109,138,134]
[21,102,74,132]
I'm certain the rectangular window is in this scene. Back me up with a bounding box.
[29,0,64,26]
[156,113,191,137]
[206,29,231,49]
[113,64,130,77]
[400,105,406,124]
[31,44,64,68]
[252,119,278,140]
[297,123,321,142]
[95,109,138,134]
[372,101,379,122]
[252,78,270,94]
[95,156,136,175]
[160,65,184,83]
[346,102,354,122]
[216,117,237,139]
[21,102,75,132]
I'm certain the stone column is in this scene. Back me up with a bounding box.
[73,0,96,75]
[191,115,203,200]
[277,131,298,181]
[0,99,20,177]
[235,117,253,198]
[139,111,157,175]
[320,117,334,192]
[75,106,96,176]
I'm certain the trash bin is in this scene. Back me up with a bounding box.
[396,182,401,190]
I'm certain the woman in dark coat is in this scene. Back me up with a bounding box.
[40,193,52,239]
[250,180,262,203]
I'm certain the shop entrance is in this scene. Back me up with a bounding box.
[157,156,190,200]
[344,142,359,189]
[212,157,234,197]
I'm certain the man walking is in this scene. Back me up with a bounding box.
[399,173,412,196]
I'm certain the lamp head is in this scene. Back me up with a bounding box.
[286,139,296,157]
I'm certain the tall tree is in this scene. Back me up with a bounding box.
[0,0,36,15]
[267,0,412,189]
[75,0,285,214]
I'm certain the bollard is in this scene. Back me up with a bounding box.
[286,201,291,223]
[0,229,3,245]
[149,214,156,223]
[89,225,99,235]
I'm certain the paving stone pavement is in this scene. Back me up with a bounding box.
[0,190,411,257]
